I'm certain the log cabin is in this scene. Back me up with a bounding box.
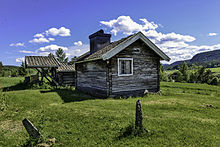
[75,30,170,97]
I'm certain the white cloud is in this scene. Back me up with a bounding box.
[48,38,55,41]
[208,33,217,36]
[67,44,89,58]
[29,37,50,43]
[38,52,51,56]
[34,33,44,38]
[101,16,195,43]
[100,15,209,63]
[16,57,24,62]
[143,30,195,44]
[46,27,71,37]
[100,16,153,35]
[29,35,55,44]
[66,53,71,58]
[10,42,25,47]
[74,41,83,46]
[29,27,70,45]
[38,44,68,52]
[139,18,158,30]
[19,50,34,53]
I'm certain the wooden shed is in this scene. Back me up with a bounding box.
[25,56,76,86]
[75,30,170,98]
[25,56,60,85]
[57,63,75,86]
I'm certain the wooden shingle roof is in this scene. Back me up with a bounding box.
[57,62,75,72]
[25,56,60,68]
[76,34,135,62]
[76,31,170,63]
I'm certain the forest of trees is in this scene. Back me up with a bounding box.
[160,61,220,85]
[165,60,220,70]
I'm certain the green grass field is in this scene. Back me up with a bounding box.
[0,77,220,146]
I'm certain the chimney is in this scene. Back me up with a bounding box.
[89,29,111,54]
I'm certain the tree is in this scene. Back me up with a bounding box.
[209,77,219,85]
[11,70,18,77]
[197,66,206,83]
[193,66,213,84]
[0,61,2,71]
[0,61,2,77]
[48,53,54,57]
[160,64,168,82]
[179,61,189,82]
[55,48,68,63]
[18,62,27,76]
[203,69,212,83]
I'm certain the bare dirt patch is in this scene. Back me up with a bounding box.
[0,120,23,134]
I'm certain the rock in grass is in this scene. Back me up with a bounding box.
[144,89,148,95]
[22,118,41,139]
[135,100,143,129]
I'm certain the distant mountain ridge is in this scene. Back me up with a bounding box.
[190,49,220,62]
[164,49,220,69]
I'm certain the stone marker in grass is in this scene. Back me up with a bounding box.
[22,118,41,139]
[135,99,143,129]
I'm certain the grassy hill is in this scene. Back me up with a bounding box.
[0,77,220,146]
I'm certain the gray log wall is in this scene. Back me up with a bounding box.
[57,72,75,86]
[108,39,160,97]
[76,60,108,97]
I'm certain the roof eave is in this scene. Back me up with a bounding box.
[26,65,59,68]
[57,70,75,72]
[75,57,103,64]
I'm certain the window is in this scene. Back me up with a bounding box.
[118,58,133,76]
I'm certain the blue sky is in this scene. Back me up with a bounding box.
[0,0,220,65]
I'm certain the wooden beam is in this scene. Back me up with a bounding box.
[36,68,44,85]
[41,68,52,83]
[36,68,59,86]
[41,68,58,86]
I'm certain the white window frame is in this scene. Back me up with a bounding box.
[117,58,133,76]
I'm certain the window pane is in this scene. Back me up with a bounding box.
[125,60,131,74]
[119,60,125,74]
[122,60,125,74]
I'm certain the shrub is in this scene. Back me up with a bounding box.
[31,82,53,89]
[209,77,219,85]
[160,72,169,82]
[160,64,169,82]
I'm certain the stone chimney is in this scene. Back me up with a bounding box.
[89,29,111,54]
